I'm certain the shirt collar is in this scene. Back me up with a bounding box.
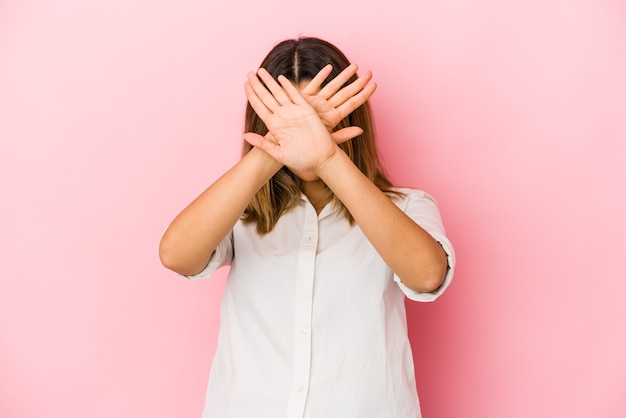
[300,193,338,220]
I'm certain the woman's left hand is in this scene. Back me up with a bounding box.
[300,63,377,132]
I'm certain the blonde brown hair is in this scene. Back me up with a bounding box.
[242,37,399,234]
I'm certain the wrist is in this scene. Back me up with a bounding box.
[247,146,283,176]
[315,146,346,182]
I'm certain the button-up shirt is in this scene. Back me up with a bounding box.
[187,188,455,418]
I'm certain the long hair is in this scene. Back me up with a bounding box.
[242,37,399,234]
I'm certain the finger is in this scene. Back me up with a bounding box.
[277,75,306,105]
[257,68,294,105]
[247,71,280,112]
[244,80,273,121]
[330,126,364,144]
[318,63,358,100]
[335,82,377,120]
[243,132,281,158]
[328,70,373,108]
[265,132,278,145]
[300,64,333,96]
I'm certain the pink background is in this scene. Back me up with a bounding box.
[1,0,625,417]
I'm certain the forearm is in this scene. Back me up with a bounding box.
[159,147,281,276]
[317,150,448,292]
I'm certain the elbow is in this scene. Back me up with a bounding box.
[404,270,446,294]
[159,236,189,275]
[159,236,209,277]
[159,237,179,272]
[414,268,447,293]
[402,248,449,293]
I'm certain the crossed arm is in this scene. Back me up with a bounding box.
[159,64,373,276]
[243,68,448,292]
[160,65,448,292]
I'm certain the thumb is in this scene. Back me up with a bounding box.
[330,126,363,144]
[243,132,280,156]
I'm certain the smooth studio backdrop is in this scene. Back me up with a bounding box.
[1,0,625,417]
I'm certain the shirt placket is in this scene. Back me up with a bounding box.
[285,202,319,418]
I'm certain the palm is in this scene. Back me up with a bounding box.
[262,100,335,171]
[300,92,343,131]
[243,69,337,177]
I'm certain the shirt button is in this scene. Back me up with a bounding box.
[299,328,307,336]
[307,235,312,241]
[302,275,310,283]
[298,386,305,393]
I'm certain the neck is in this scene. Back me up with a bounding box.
[301,179,330,210]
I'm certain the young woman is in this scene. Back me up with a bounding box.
[160,37,455,418]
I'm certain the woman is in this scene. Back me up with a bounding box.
[160,37,455,418]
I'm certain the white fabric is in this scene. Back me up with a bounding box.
[187,188,455,418]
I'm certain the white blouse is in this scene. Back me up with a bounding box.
[187,188,455,418]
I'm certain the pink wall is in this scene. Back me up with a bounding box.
[1,0,625,417]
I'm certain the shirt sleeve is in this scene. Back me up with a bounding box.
[182,229,234,280]
[393,189,456,302]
